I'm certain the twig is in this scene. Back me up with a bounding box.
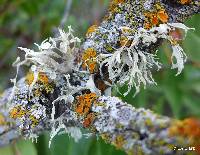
[59,0,72,29]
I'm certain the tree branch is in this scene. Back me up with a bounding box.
[0,0,200,155]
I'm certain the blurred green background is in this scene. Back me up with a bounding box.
[0,0,199,155]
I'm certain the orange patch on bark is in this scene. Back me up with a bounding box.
[169,118,200,137]
[83,113,95,128]
[82,48,97,73]
[180,0,191,4]
[86,25,98,37]
[157,10,169,23]
[144,6,169,29]
[9,106,26,119]
[75,93,97,115]
[169,118,200,154]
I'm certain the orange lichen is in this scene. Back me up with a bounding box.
[144,22,152,30]
[39,72,49,84]
[157,10,169,23]
[75,93,97,115]
[83,113,95,128]
[144,5,169,29]
[86,25,98,37]
[179,0,191,4]
[151,16,159,25]
[82,48,97,73]
[169,118,200,138]
[169,118,200,154]
[9,106,26,119]
[88,62,97,73]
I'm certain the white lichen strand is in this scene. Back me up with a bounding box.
[99,23,192,96]
[171,45,187,76]
[13,26,80,88]
[9,27,85,144]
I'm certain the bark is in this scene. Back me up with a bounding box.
[0,0,200,155]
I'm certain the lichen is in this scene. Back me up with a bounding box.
[2,0,199,154]
[82,48,97,73]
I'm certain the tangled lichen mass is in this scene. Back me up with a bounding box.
[0,0,200,155]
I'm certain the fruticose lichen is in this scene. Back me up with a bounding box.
[0,0,199,154]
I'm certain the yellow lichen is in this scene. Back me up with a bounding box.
[39,72,49,84]
[26,71,35,85]
[119,36,132,47]
[34,88,42,97]
[145,118,153,126]
[86,25,98,37]
[9,105,42,128]
[82,48,97,61]
[9,105,26,119]
[113,0,125,3]
[26,71,53,95]
[113,135,126,149]
[82,48,97,73]
[0,92,3,97]
[26,71,49,85]
[109,0,125,13]
[121,27,132,34]
[101,133,110,143]
[0,113,6,125]
[29,115,39,127]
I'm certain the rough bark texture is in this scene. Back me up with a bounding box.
[0,0,200,155]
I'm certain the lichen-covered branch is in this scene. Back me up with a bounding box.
[0,0,200,155]
[83,0,200,95]
[1,77,200,154]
